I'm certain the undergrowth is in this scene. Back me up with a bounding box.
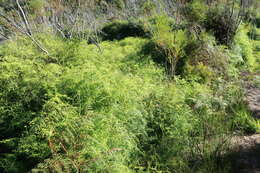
[0,31,258,172]
[0,1,259,172]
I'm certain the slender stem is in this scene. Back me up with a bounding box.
[16,0,31,35]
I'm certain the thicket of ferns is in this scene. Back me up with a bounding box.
[0,0,259,172]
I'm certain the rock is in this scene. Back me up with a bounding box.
[231,134,260,173]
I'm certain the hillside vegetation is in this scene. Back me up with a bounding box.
[0,0,259,172]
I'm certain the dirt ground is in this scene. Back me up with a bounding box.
[231,73,260,173]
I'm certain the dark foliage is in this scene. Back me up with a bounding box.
[101,20,150,41]
[256,17,260,28]
[204,8,240,45]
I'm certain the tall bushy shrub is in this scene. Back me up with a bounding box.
[205,6,240,45]
[184,0,207,23]
[183,33,229,82]
[0,38,64,172]
[147,15,188,76]
[138,78,233,172]
[234,24,255,69]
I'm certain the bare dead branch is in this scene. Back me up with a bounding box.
[16,0,31,35]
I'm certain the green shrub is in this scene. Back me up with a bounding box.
[234,24,255,69]
[252,11,260,28]
[184,63,214,83]
[0,56,48,139]
[145,15,189,76]
[253,75,260,88]
[29,96,137,172]
[205,6,240,45]
[138,78,233,172]
[182,32,229,82]
[248,25,260,40]
[0,37,64,172]
[101,20,149,41]
[184,0,207,23]
[141,0,157,16]
[231,104,260,134]
[256,17,260,28]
